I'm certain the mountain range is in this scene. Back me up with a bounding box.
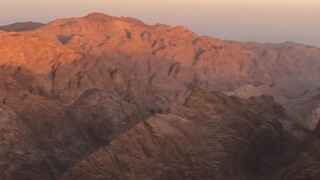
[0,12,320,179]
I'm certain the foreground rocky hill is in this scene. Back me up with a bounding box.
[61,89,307,180]
[0,12,319,179]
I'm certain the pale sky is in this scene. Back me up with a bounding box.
[1,0,320,46]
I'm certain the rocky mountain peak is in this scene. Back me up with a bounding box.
[84,12,118,22]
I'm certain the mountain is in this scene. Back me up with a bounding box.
[61,89,307,180]
[0,12,319,179]
[0,22,44,32]
[26,12,320,129]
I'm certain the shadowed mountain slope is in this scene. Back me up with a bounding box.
[277,121,320,180]
[61,89,307,180]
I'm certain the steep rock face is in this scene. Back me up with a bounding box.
[61,89,307,180]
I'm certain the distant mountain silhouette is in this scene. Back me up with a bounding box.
[0,21,44,32]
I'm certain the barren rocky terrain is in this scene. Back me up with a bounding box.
[61,89,307,180]
[1,12,320,179]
